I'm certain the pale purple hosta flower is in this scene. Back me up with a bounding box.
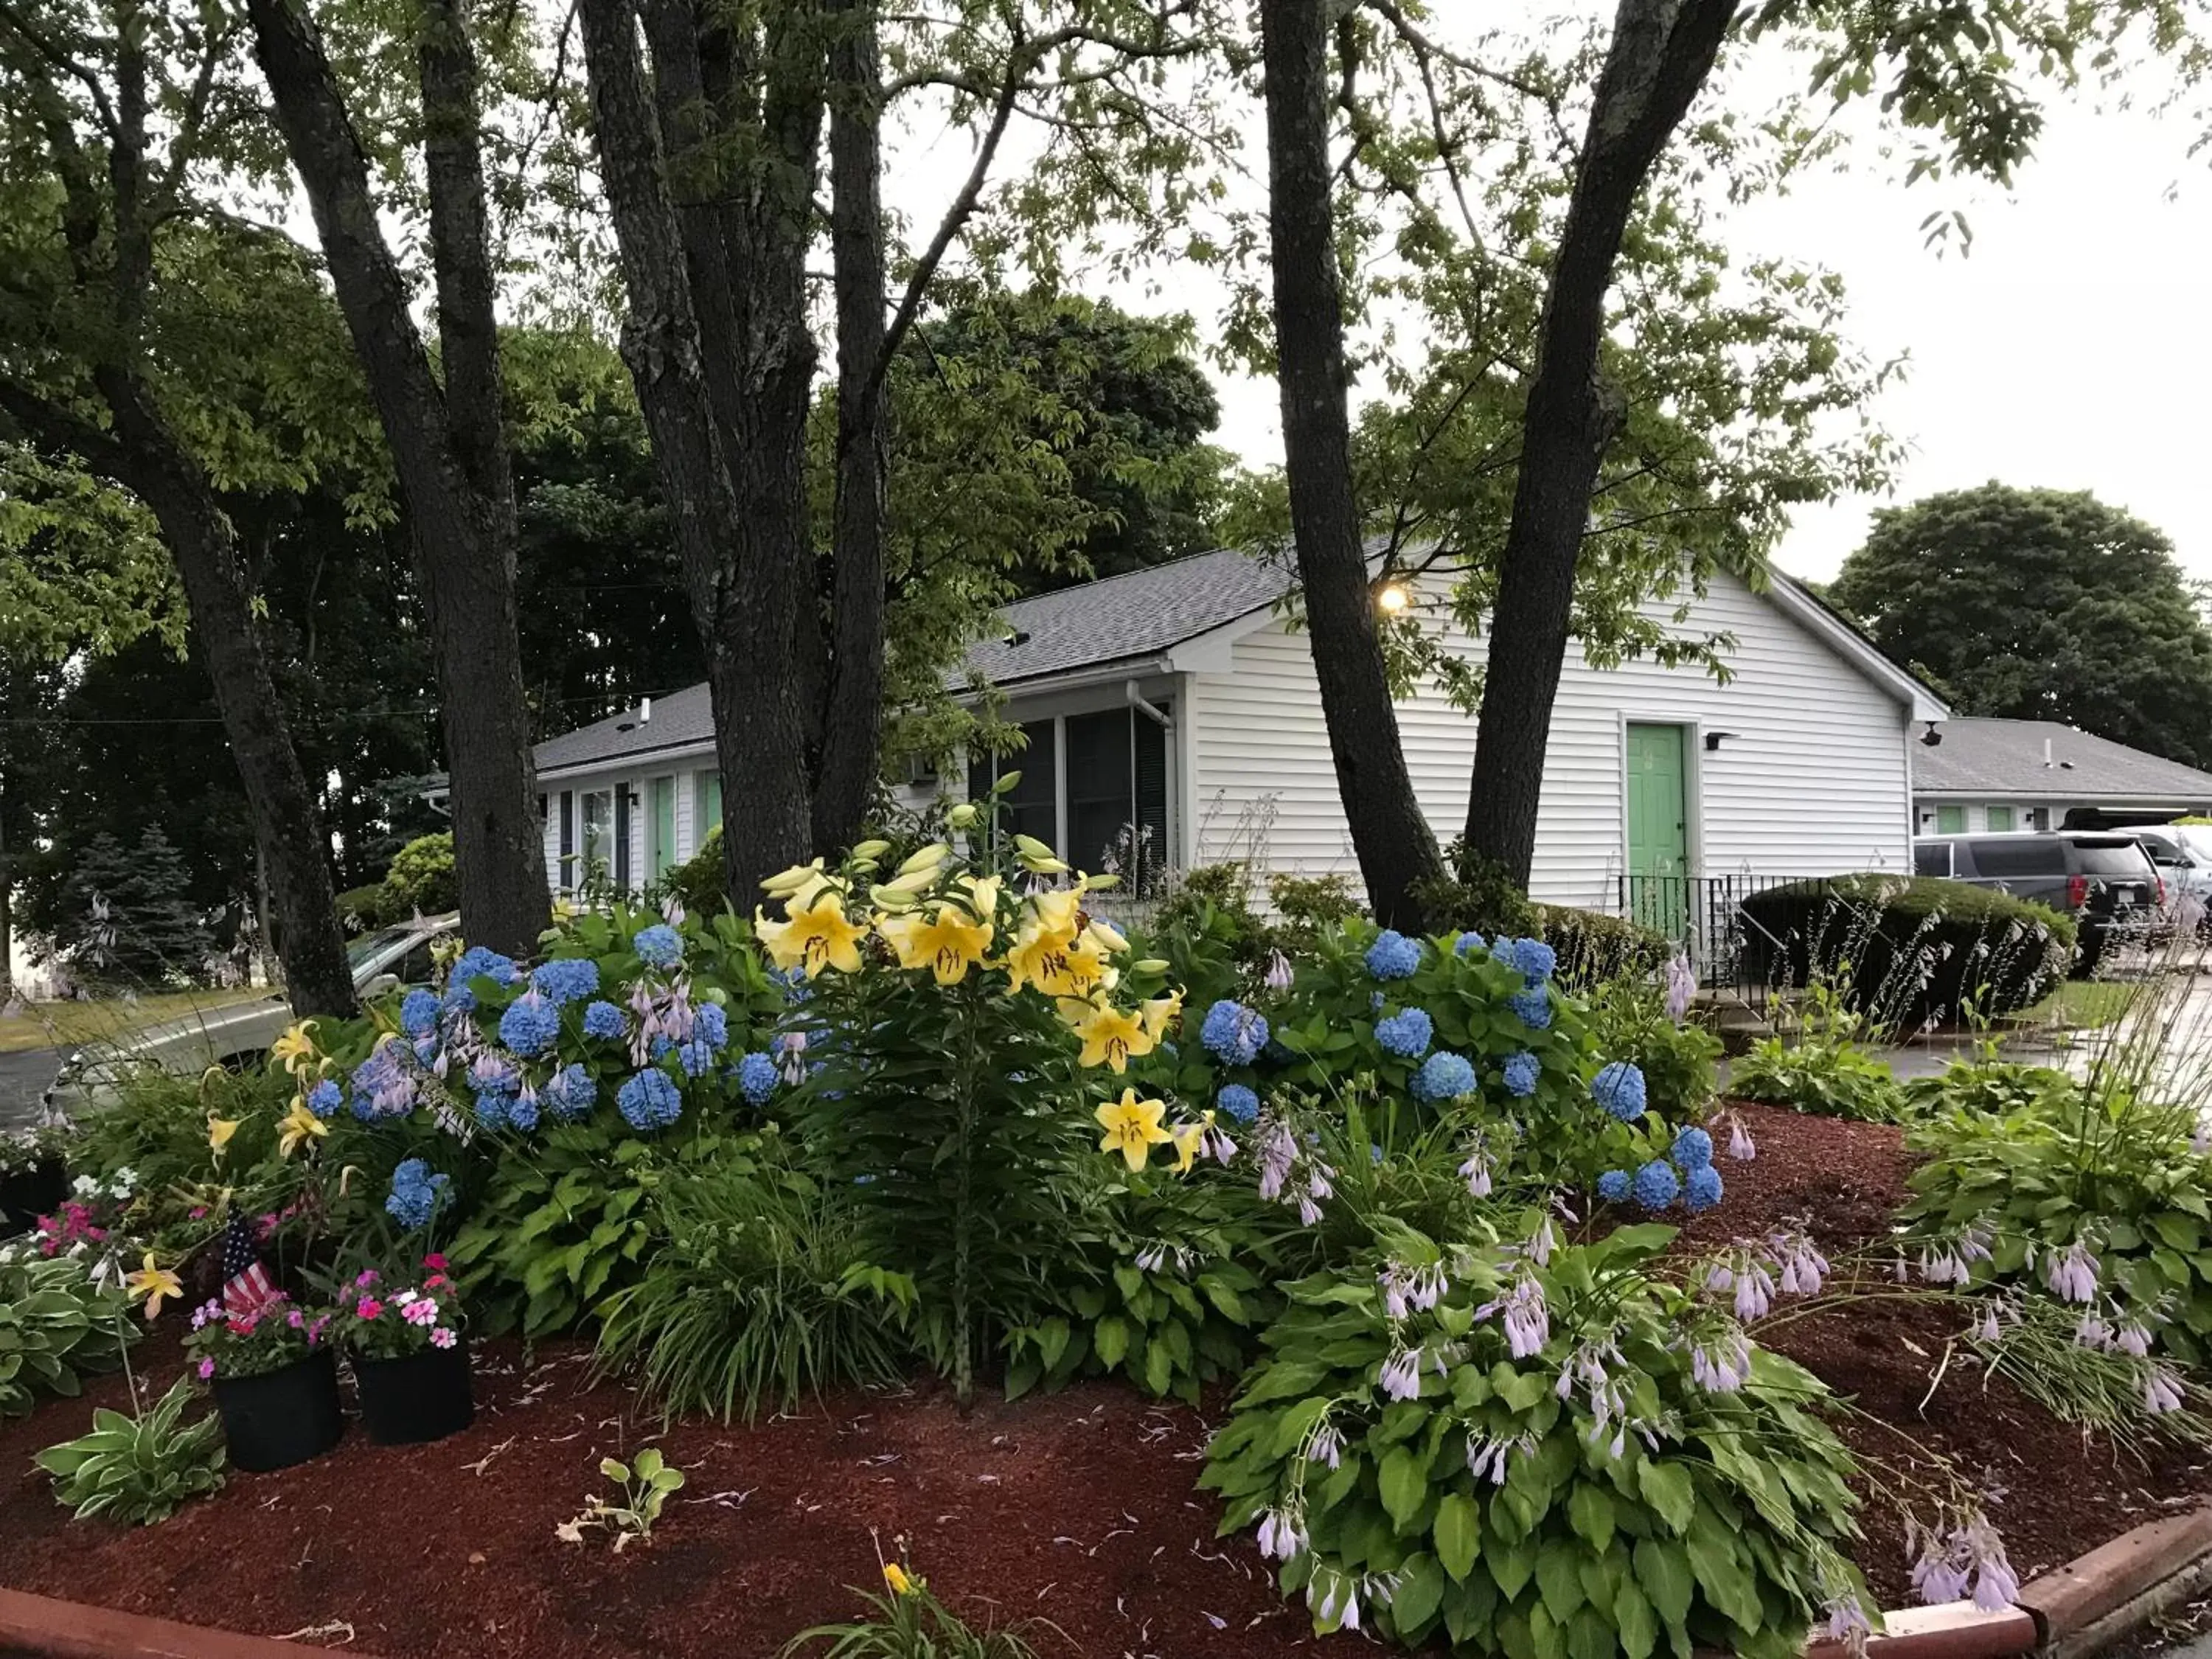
[1135,1243,1169,1274]
[1478,1268,1551,1359]
[2146,1364,2187,1414]
[468,1050,518,1096]
[2194,1120,2212,1156]
[1264,949,1295,992]
[1307,1421,1346,1470]
[1961,1515,2019,1611]
[1822,1592,1874,1649]
[661,895,686,926]
[1689,1330,1753,1394]
[2075,1309,2112,1349]
[1727,1113,1756,1162]
[1256,1506,1307,1562]
[2112,1318,2153,1357]
[1458,1141,1494,1197]
[1200,1119,1238,1164]
[1378,1346,1424,1401]
[779,1028,810,1086]
[628,978,661,1066]
[1910,1540,1970,1604]
[2044,1240,2100,1304]
[1256,1121,1298,1202]
[1771,1229,1829,1295]
[1919,1225,1993,1287]
[1663,953,1697,1022]
[1526,1215,1556,1267]
[1975,1305,2002,1343]
[1307,1163,1335,1202]
[1733,1262,1776,1323]
[1311,1573,1361,1632]
[1295,1192,1324,1227]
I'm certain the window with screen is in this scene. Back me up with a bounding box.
[1983,805,2014,832]
[1935,804,1966,834]
[966,720,1059,846]
[650,776,677,877]
[580,790,613,879]
[695,771,723,840]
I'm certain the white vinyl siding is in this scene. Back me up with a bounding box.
[1187,566,1914,911]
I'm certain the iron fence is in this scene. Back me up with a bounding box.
[1611,872,1841,1014]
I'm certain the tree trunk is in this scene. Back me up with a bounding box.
[97,377,359,1018]
[812,0,890,857]
[1258,0,1444,931]
[576,0,817,902]
[1462,0,1738,887]
[247,0,549,956]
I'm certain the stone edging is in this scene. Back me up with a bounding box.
[4,1508,2212,1658]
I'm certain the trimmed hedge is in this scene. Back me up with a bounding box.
[1536,903,1672,989]
[1737,874,2074,1029]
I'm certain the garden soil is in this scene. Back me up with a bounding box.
[2,1102,2209,1653]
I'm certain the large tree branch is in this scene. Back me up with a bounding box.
[0,0,119,135]
[0,378,126,473]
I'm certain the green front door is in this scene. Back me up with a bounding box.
[1626,723,1689,936]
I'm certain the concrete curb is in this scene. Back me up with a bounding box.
[0,1589,378,1659]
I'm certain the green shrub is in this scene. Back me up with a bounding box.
[1151,861,1275,974]
[1731,1035,1905,1122]
[35,1375,225,1524]
[1535,906,1672,990]
[1267,871,1365,954]
[1899,1081,2212,1363]
[1410,850,1539,943]
[594,1146,915,1422]
[661,825,728,917]
[0,1248,137,1417]
[378,832,457,919]
[1737,875,2073,1029]
[336,883,392,931]
[1582,977,1720,1123]
[1200,1225,1865,1652]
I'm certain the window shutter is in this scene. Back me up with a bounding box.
[1133,701,1171,896]
[614,782,633,888]
[560,790,574,869]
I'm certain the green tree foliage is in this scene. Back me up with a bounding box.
[49,824,215,986]
[1829,484,2212,768]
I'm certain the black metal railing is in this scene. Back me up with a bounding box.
[1611,872,1838,1015]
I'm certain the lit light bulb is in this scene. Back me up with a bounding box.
[1376,583,1410,616]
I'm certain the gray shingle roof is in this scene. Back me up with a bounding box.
[530,546,1301,776]
[1913,718,2212,801]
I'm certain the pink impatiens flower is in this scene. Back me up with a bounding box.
[430,1326,457,1349]
[355,1268,380,1287]
[355,1296,384,1321]
[196,1357,215,1380]
[422,1253,448,1272]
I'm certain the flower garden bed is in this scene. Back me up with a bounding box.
[3,1104,2208,1657]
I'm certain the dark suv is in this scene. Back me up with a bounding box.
[1912,832,2161,971]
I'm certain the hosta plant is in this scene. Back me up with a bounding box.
[36,1375,226,1524]
[0,1245,136,1416]
[1200,1222,1867,1656]
[557,1447,686,1551]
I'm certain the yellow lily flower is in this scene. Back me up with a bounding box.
[880,905,995,985]
[278,1097,330,1159]
[883,1562,917,1596]
[755,891,869,975]
[1024,886,1085,939]
[124,1252,183,1321]
[206,1114,240,1158]
[1169,1119,1207,1175]
[1072,1001,1155,1073]
[268,1019,320,1077]
[947,873,1001,921]
[1096,1089,1172,1172]
[1139,990,1184,1042]
[1085,917,1130,955]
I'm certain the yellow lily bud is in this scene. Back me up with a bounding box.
[897,843,950,876]
[1085,872,1121,891]
[883,866,940,896]
[869,889,918,914]
[762,858,827,896]
[1018,853,1072,875]
[850,839,892,863]
[1086,918,1129,953]
[1012,833,1056,860]
[947,802,979,829]
[1132,958,1171,975]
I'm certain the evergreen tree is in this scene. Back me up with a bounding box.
[54,828,215,987]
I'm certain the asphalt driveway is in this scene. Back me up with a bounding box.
[0,1047,63,1133]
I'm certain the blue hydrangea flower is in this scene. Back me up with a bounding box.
[734,1051,778,1105]
[531,957,601,1007]
[498,990,562,1058]
[1365,929,1422,981]
[1454,931,1488,957]
[1597,1169,1631,1203]
[1592,1060,1648,1124]
[1632,1160,1680,1211]
[582,1000,627,1042]
[650,1034,676,1062]
[1216,1082,1260,1124]
[1509,937,1557,984]
[507,1092,541,1133]
[617,1068,684,1132]
[1509,987,1553,1030]
[1672,1126,1714,1169]
[1411,1051,1477,1103]
[1374,1007,1433,1059]
[1200,999,1270,1066]
[347,1044,417,1121]
[385,1158,450,1231]
[678,1038,717,1078]
[305,1079,344,1119]
[633,925,684,970]
[1501,1051,1541,1098]
[1684,1164,1723,1213]
[448,946,518,996]
[690,1003,728,1051]
[400,987,439,1038]
[475,1092,509,1132]
[545,1064,597,1121]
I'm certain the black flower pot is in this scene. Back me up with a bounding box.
[353,1338,474,1446]
[213,1349,344,1472]
[0,1158,68,1236]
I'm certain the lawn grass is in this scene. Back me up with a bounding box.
[2014,979,2136,1032]
[0,987,270,1054]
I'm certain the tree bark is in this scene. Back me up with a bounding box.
[0,380,359,1018]
[1258,0,1444,930]
[812,0,890,857]
[1462,0,1739,886]
[576,0,817,901]
[247,0,549,956]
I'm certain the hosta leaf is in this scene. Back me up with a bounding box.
[1433,1489,1480,1582]
[1378,1444,1428,1530]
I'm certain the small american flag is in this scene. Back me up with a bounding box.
[219,1212,281,1321]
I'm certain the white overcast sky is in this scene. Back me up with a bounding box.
[1169,18,2212,585]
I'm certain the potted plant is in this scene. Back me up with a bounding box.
[184,1293,342,1472]
[341,1257,473,1445]
[0,1129,72,1235]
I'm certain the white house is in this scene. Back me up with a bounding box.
[524,547,1947,926]
[1910,717,2212,835]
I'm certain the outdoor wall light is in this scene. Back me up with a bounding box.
[1703,731,1736,751]
[1376,582,1410,615]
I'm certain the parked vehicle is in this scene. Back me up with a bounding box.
[41,914,458,1117]
[1911,833,2160,973]
[2128,824,2212,933]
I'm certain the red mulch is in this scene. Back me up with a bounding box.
[3,1102,2210,1652]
